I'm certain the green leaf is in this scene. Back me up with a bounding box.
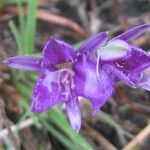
[24,0,37,54]
[9,0,37,55]
[98,111,122,132]
[47,108,94,150]
[17,0,25,34]
[9,21,23,54]
[41,121,77,150]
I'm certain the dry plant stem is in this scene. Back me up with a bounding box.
[76,2,91,34]
[53,29,82,39]
[68,0,91,34]
[20,128,39,150]
[0,96,19,150]
[116,87,149,117]
[112,0,130,31]
[89,0,100,34]
[0,118,34,139]
[5,6,87,38]
[84,123,118,150]
[124,103,150,116]
[98,111,128,146]
[37,9,87,37]
[122,124,150,150]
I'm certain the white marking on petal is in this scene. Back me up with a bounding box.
[97,39,129,61]
[43,70,58,92]
[84,68,98,96]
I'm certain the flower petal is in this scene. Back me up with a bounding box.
[65,96,81,133]
[77,32,108,54]
[73,56,116,114]
[110,24,150,42]
[3,56,42,71]
[129,48,150,73]
[107,64,141,87]
[138,73,150,91]
[105,47,150,86]
[32,69,61,112]
[43,38,76,65]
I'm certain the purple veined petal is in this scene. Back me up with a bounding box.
[73,55,116,115]
[77,32,108,54]
[43,38,76,66]
[107,64,141,87]
[105,47,150,86]
[110,24,150,42]
[96,40,129,78]
[129,47,150,73]
[65,96,81,133]
[32,69,61,112]
[3,56,42,71]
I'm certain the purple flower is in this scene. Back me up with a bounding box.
[3,24,150,132]
[77,24,150,114]
[3,32,108,132]
[99,24,150,89]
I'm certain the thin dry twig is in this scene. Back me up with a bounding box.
[37,9,88,37]
[116,87,149,117]
[0,118,34,139]
[122,124,150,150]
[112,0,130,31]
[84,123,118,150]
[4,6,87,38]
[0,96,19,149]
[68,0,91,35]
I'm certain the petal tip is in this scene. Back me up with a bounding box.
[104,31,109,35]
[138,24,150,33]
[73,125,80,133]
[110,24,150,42]
[66,101,81,133]
[31,105,42,113]
[3,58,12,66]
[31,105,38,113]
[70,116,81,133]
[100,31,109,40]
[3,59,9,64]
[142,23,150,28]
[31,100,43,113]
[2,56,42,71]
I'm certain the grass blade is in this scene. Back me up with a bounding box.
[9,21,23,54]
[48,108,94,150]
[24,0,37,54]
